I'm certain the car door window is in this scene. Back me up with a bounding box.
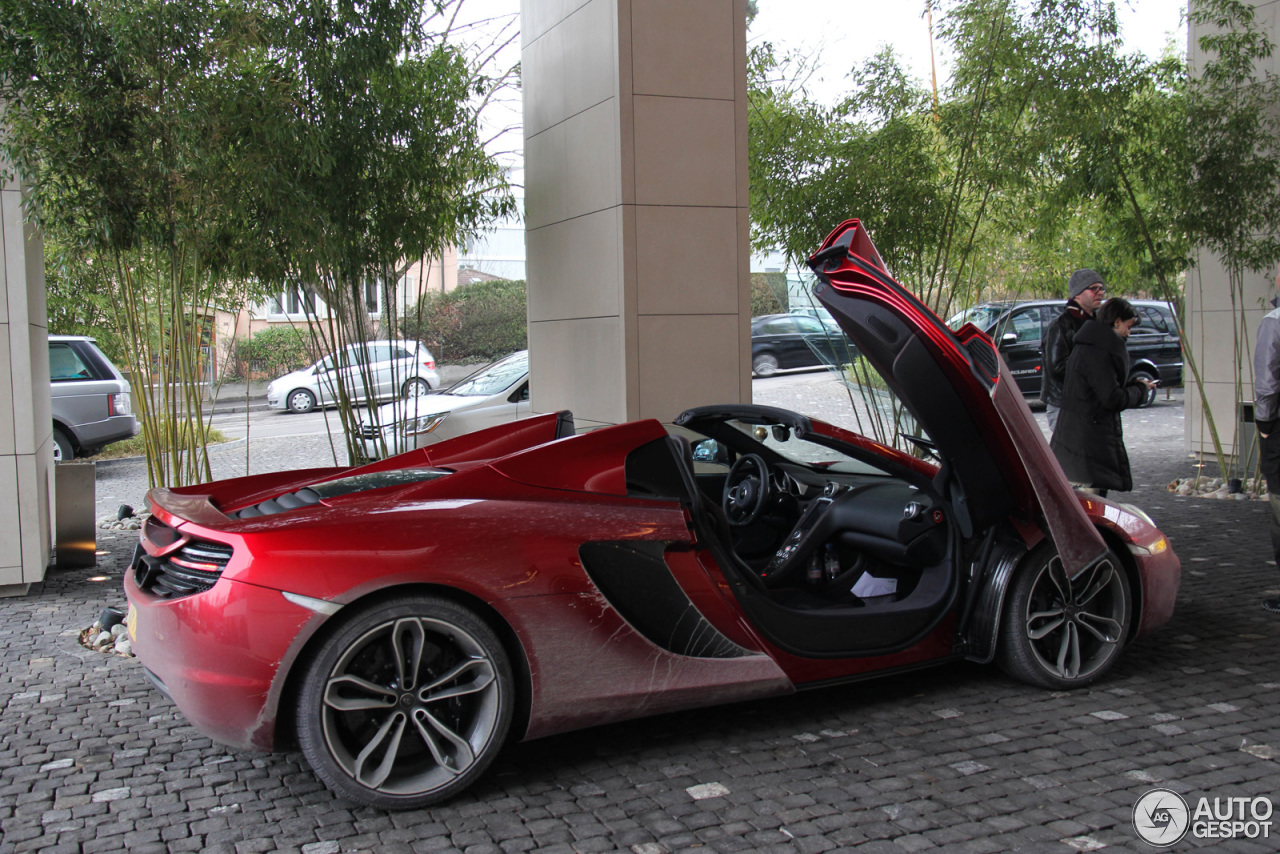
[761,318,798,335]
[794,317,825,335]
[1135,306,1168,335]
[995,308,1042,344]
[49,344,93,381]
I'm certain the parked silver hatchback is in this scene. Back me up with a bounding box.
[266,339,440,414]
[49,335,139,461]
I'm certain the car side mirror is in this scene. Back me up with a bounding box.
[1001,332,1018,346]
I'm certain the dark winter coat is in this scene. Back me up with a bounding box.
[1040,300,1091,408]
[1050,319,1147,492]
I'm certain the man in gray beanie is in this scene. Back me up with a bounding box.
[1042,268,1107,432]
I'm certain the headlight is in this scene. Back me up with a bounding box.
[384,413,448,437]
[405,413,448,436]
[1128,537,1168,556]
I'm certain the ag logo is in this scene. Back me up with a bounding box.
[1133,788,1190,846]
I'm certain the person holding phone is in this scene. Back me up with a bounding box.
[1050,297,1158,497]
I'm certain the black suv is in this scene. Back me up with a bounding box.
[947,299,1182,408]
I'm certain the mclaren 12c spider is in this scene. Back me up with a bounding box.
[124,220,1180,809]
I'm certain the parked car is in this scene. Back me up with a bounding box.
[948,299,1183,407]
[357,350,531,459]
[751,313,857,377]
[266,339,440,414]
[124,219,1179,810]
[48,335,138,461]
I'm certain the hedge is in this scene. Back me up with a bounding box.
[402,278,527,363]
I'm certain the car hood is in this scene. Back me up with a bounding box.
[369,393,490,425]
[271,368,312,386]
[808,218,1107,576]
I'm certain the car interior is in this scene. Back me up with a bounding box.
[623,406,964,658]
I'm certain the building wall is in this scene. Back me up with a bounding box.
[1185,0,1280,463]
[0,163,52,595]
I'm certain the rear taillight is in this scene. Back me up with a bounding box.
[422,359,436,370]
[108,393,131,416]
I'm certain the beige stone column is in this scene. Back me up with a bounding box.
[1183,254,1273,463]
[0,157,52,595]
[522,0,751,428]
[1185,0,1280,464]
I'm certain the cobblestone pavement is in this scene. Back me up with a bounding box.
[3,374,1279,853]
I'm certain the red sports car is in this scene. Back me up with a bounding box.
[124,220,1180,810]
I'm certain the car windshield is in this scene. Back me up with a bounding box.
[447,352,528,396]
[947,304,1005,331]
[721,419,889,476]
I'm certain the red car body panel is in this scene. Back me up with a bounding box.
[124,569,319,750]
[1077,493,1181,634]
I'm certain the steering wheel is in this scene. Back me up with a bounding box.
[723,454,770,526]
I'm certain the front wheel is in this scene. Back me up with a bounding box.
[998,545,1131,689]
[752,353,779,378]
[287,389,317,414]
[296,595,515,810]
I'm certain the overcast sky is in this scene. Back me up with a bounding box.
[749,0,1189,104]
[468,0,1189,180]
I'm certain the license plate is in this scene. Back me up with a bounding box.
[126,602,137,643]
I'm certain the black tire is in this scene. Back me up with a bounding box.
[1131,370,1157,408]
[296,594,515,810]
[998,544,1131,689]
[752,353,779,378]
[287,389,317,414]
[402,378,431,398]
[52,428,74,463]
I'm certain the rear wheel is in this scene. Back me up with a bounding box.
[297,595,515,810]
[287,389,317,414]
[1132,370,1157,408]
[998,545,1130,689]
[752,353,779,378]
[403,378,431,398]
[52,428,74,462]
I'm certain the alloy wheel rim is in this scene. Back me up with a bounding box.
[320,616,501,795]
[1024,555,1126,680]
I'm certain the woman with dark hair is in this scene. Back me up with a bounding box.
[1050,297,1159,496]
